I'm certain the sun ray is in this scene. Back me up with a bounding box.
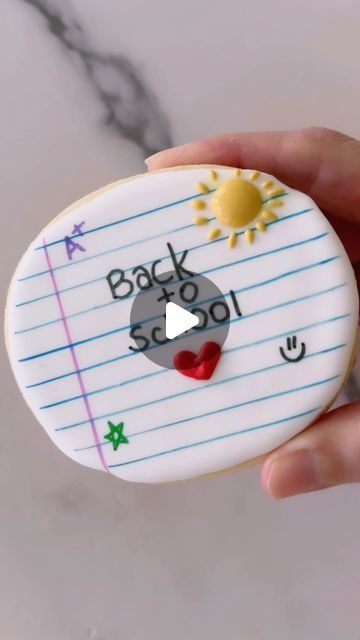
[262,179,274,189]
[209,169,218,180]
[261,209,278,222]
[207,228,221,240]
[268,200,284,208]
[191,199,207,210]
[256,221,267,233]
[196,182,209,194]
[227,232,238,249]
[233,168,241,177]
[245,229,254,244]
[267,187,285,197]
[250,171,260,181]
[193,216,209,225]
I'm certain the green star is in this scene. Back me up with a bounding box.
[104,421,129,451]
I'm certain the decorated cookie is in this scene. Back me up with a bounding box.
[5,166,359,483]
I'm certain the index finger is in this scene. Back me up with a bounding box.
[146,127,360,225]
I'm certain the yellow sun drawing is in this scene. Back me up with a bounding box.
[190,168,285,249]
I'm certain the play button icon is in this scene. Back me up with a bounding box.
[165,302,200,339]
[129,269,230,370]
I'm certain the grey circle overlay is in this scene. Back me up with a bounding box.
[129,271,230,369]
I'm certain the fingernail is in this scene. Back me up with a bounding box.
[144,151,166,168]
[262,449,324,498]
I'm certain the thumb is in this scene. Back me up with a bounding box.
[261,401,360,498]
[145,127,360,267]
[146,127,360,224]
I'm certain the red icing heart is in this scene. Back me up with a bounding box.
[173,341,221,380]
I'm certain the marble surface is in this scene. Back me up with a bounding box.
[1,1,360,638]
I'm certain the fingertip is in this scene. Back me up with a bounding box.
[145,141,201,170]
[147,128,360,223]
[144,151,166,171]
[261,449,324,499]
[144,134,241,170]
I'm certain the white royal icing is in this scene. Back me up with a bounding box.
[6,166,359,483]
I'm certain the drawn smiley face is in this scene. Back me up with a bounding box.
[6,166,359,483]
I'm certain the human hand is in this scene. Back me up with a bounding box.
[146,127,360,498]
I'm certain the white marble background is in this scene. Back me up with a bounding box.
[1,1,360,638]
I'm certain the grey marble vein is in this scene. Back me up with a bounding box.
[20,0,172,157]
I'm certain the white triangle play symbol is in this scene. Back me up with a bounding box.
[165,302,200,340]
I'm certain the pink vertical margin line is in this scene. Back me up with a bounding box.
[42,239,109,472]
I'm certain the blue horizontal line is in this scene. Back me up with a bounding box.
[32,189,284,253]
[74,344,345,450]
[122,373,336,438]
[16,224,324,362]
[19,192,288,282]
[69,315,349,409]
[27,312,349,390]
[56,354,340,432]
[20,251,336,363]
[25,287,347,390]
[20,220,214,283]
[15,204,306,310]
[71,368,169,412]
[21,279,344,369]
[36,255,339,398]
[34,189,217,251]
[15,214,318,337]
[16,210,314,335]
[47,341,344,412]
[108,407,321,469]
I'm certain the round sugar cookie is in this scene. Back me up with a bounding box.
[5,165,359,483]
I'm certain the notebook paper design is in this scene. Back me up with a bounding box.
[6,166,359,483]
